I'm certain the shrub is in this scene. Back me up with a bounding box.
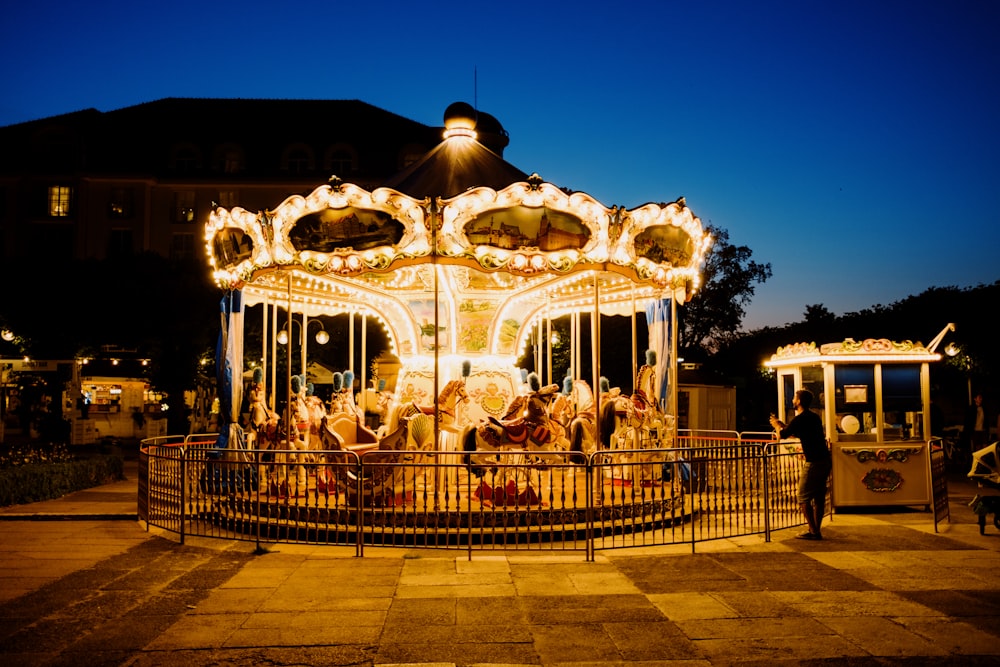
[0,451,124,507]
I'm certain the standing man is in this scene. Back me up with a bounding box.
[963,393,990,456]
[770,389,832,540]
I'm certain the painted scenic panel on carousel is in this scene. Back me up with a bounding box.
[634,224,696,266]
[409,299,450,352]
[462,206,590,251]
[457,299,512,353]
[289,206,405,252]
[212,227,254,269]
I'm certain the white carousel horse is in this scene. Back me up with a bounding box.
[549,379,613,462]
[601,354,676,486]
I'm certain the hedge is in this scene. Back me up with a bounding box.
[0,455,124,507]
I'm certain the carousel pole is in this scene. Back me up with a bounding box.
[285,274,293,438]
[270,301,278,412]
[431,200,442,514]
[546,312,553,386]
[301,313,308,380]
[349,311,355,388]
[670,293,679,440]
[592,273,601,441]
[261,294,268,405]
[630,288,637,391]
[360,314,367,414]
[535,322,542,383]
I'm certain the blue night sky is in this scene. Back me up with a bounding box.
[3,1,997,332]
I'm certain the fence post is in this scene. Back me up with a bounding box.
[585,453,594,562]
[356,453,364,557]
[179,447,187,546]
[762,445,771,542]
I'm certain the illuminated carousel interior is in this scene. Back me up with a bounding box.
[203,101,712,510]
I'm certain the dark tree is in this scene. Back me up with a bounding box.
[679,224,772,358]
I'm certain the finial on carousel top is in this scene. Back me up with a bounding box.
[646,349,657,366]
[600,376,610,393]
[563,375,574,395]
[443,101,477,140]
[343,370,354,391]
[332,372,343,392]
[462,359,471,378]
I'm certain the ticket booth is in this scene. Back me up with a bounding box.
[765,328,951,509]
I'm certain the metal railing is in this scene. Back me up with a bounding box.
[139,430,825,559]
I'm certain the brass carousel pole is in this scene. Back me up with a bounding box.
[270,300,279,413]
[286,274,293,440]
[592,273,601,444]
[630,287,637,393]
[431,199,442,514]
[670,292,679,441]
[546,311,553,386]
[261,294,268,405]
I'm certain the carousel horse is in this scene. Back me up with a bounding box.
[435,379,469,430]
[601,352,676,486]
[461,373,571,506]
[462,373,568,461]
[329,370,364,419]
[247,368,280,449]
[549,377,614,462]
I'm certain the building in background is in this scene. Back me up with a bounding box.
[0,98,511,263]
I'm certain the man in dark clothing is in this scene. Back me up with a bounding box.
[770,389,831,540]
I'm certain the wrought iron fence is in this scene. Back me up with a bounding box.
[139,430,825,559]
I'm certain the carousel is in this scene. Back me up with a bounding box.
[203,102,712,514]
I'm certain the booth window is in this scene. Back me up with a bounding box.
[835,365,876,440]
[882,364,922,440]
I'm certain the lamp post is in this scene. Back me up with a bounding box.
[277,316,329,381]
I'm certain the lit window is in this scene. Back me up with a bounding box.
[108,188,134,219]
[48,186,72,217]
[173,191,195,223]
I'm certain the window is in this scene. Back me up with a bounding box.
[108,229,133,257]
[173,191,195,223]
[108,188,134,219]
[324,144,357,176]
[170,233,196,260]
[48,185,73,217]
[170,143,201,171]
[29,222,74,260]
[218,190,238,208]
[214,144,245,173]
[282,143,314,173]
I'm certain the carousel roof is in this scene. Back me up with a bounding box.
[205,102,712,361]
[382,102,527,199]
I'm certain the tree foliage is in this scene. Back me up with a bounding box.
[679,224,772,357]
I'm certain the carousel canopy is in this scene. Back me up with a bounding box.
[205,102,712,365]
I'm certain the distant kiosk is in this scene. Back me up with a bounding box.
[765,326,953,510]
